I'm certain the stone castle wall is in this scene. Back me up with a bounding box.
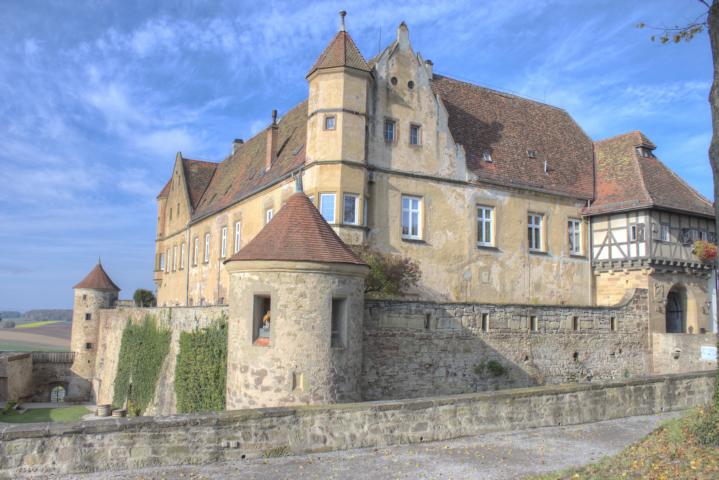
[93,305,228,415]
[362,290,650,400]
[0,371,714,478]
[652,332,718,374]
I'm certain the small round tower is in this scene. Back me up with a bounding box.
[68,261,120,401]
[224,192,369,409]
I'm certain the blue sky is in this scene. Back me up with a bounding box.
[0,0,714,310]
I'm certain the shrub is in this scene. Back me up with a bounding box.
[486,360,506,377]
[689,405,719,446]
[133,289,156,307]
[174,316,228,413]
[112,315,171,414]
[353,246,421,297]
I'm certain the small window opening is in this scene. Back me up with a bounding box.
[482,150,492,162]
[410,124,421,145]
[292,372,305,391]
[407,80,414,89]
[331,297,347,348]
[424,313,431,330]
[481,313,489,332]
[324,115,336,130]
[82,294,87,300]
[572,316,579,331]
[530,316,538,332]
[384,119,396,143]
[390,76,398,85]
[85,313,92,321]
[573,351,579,362]
[85,342,93,350]
[527,149,538,158]
[610,317,617,332]
[253,295,271,346]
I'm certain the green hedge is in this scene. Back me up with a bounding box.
[174,317,228,413]
[112,315,171,415]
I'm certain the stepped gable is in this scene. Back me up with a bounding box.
[226,193,366,266]
[73,262,120,291]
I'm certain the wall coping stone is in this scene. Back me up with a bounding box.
[1,370,713,441]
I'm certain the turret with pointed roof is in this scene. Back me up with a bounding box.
[306,11,371,78]
[73,261,120,291]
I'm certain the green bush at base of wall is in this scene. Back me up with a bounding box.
[175,317,228,413]
[112,316,171,414]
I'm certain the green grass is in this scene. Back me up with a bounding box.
[0,406,90,424]
[531,408,719,479]
[15,320,63,329]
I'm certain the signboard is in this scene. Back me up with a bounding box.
[700,346,717,361]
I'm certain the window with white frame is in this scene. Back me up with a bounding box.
[221,226,227,258]
[159,253,165,271]
[193,237,199,266]
[528,213,543,251]
[343,193,359,225]
[660,224,670,242]
[172,245,177,271]
[629,223,645,242]
[204,233,210,263]
[265,208,273,224]
[320,193,336,223]
[180,243,185,269]
[384,119,396,143]
[477,206,494,247]
[234,221,241,253]
[401,195,422,240]
[324,115,336,130]
[409,124,421,145]
[568,219,581,255]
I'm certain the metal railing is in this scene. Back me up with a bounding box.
[31,351,75,364]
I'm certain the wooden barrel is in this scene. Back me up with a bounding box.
[96,404,112,417]
[111,409,126,418]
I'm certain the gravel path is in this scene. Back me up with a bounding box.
[43,411,680,480]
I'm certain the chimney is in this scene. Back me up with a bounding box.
[265,110,278,171]
[232,138,243,154]
[425,59,433,79]
[339,10,347,32]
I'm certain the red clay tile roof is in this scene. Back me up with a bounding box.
[73,263,120,291]
[191,101,308,222]
[157,179,171,199]
[226,193,366,266]
[182,158,217,209]
[431,75,595,199]
[585,131,713,217]
[307,31,371,78]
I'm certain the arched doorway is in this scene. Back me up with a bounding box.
[666,288,686,333]
[50,385,66,403]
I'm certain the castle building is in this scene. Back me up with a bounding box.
[153,14,716,335]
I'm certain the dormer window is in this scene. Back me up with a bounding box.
[324,115,336,130]
[635,146,653,158]
[482,150,493,162]
[527,149,538,159]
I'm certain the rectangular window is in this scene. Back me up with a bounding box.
[660,224,670,242]
[481,313,489,332]
[172,245,177,271]
[252,295,272,346]
[528,213,543,251]
[221,226,228,258]
[204,233,210,263]
[331,298,347,348]
[610,317,617,332]
[477,206,494,247]
[324,115,336,130]
[234,221,242,253]
[384,119,396,143]
[530,316,538,332]
[265,208,273,224]
[409,124,421,145]
[193,237,199,266]
[568,219,581,255]
[401,195,422,240]
[180,243,185,269]
[482,150,493,162]
[630,224,638,242]
[343,194,359,225]
[572,316,579,331]
[699,230,708,241]
[85,313,92,321]
[159,253,165,271]
[165,249,170,272]
[85,343,93,350]
[320,193,336,223]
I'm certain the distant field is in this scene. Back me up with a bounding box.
[0,322,71,352]
[15,320,63,329]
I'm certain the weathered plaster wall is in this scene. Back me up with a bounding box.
[0,372,713,478]
[226,263,366,409]
[652,333,718,374]
[92,305,228,415]
[30,354,74,402]
[362,290,649,400]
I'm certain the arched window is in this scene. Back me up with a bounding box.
[666,288,686,333]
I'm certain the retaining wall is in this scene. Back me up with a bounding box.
[0,371,714,478]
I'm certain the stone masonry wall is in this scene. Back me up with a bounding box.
[362,289,650,400]
[652,333,718,374]
[0,371,713,478]
[93,305,228,416]
[0,354,33,402]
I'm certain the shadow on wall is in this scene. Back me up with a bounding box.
[361,290,649,401]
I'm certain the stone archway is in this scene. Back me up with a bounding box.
[665,287,686,333]
[49,383,67,403]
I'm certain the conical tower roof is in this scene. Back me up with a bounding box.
[307,30,371,78]
[73,262,121,291]
[226,193,366,266]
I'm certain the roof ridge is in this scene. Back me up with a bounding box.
[644,154,713,207]
[432,73,570,114]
